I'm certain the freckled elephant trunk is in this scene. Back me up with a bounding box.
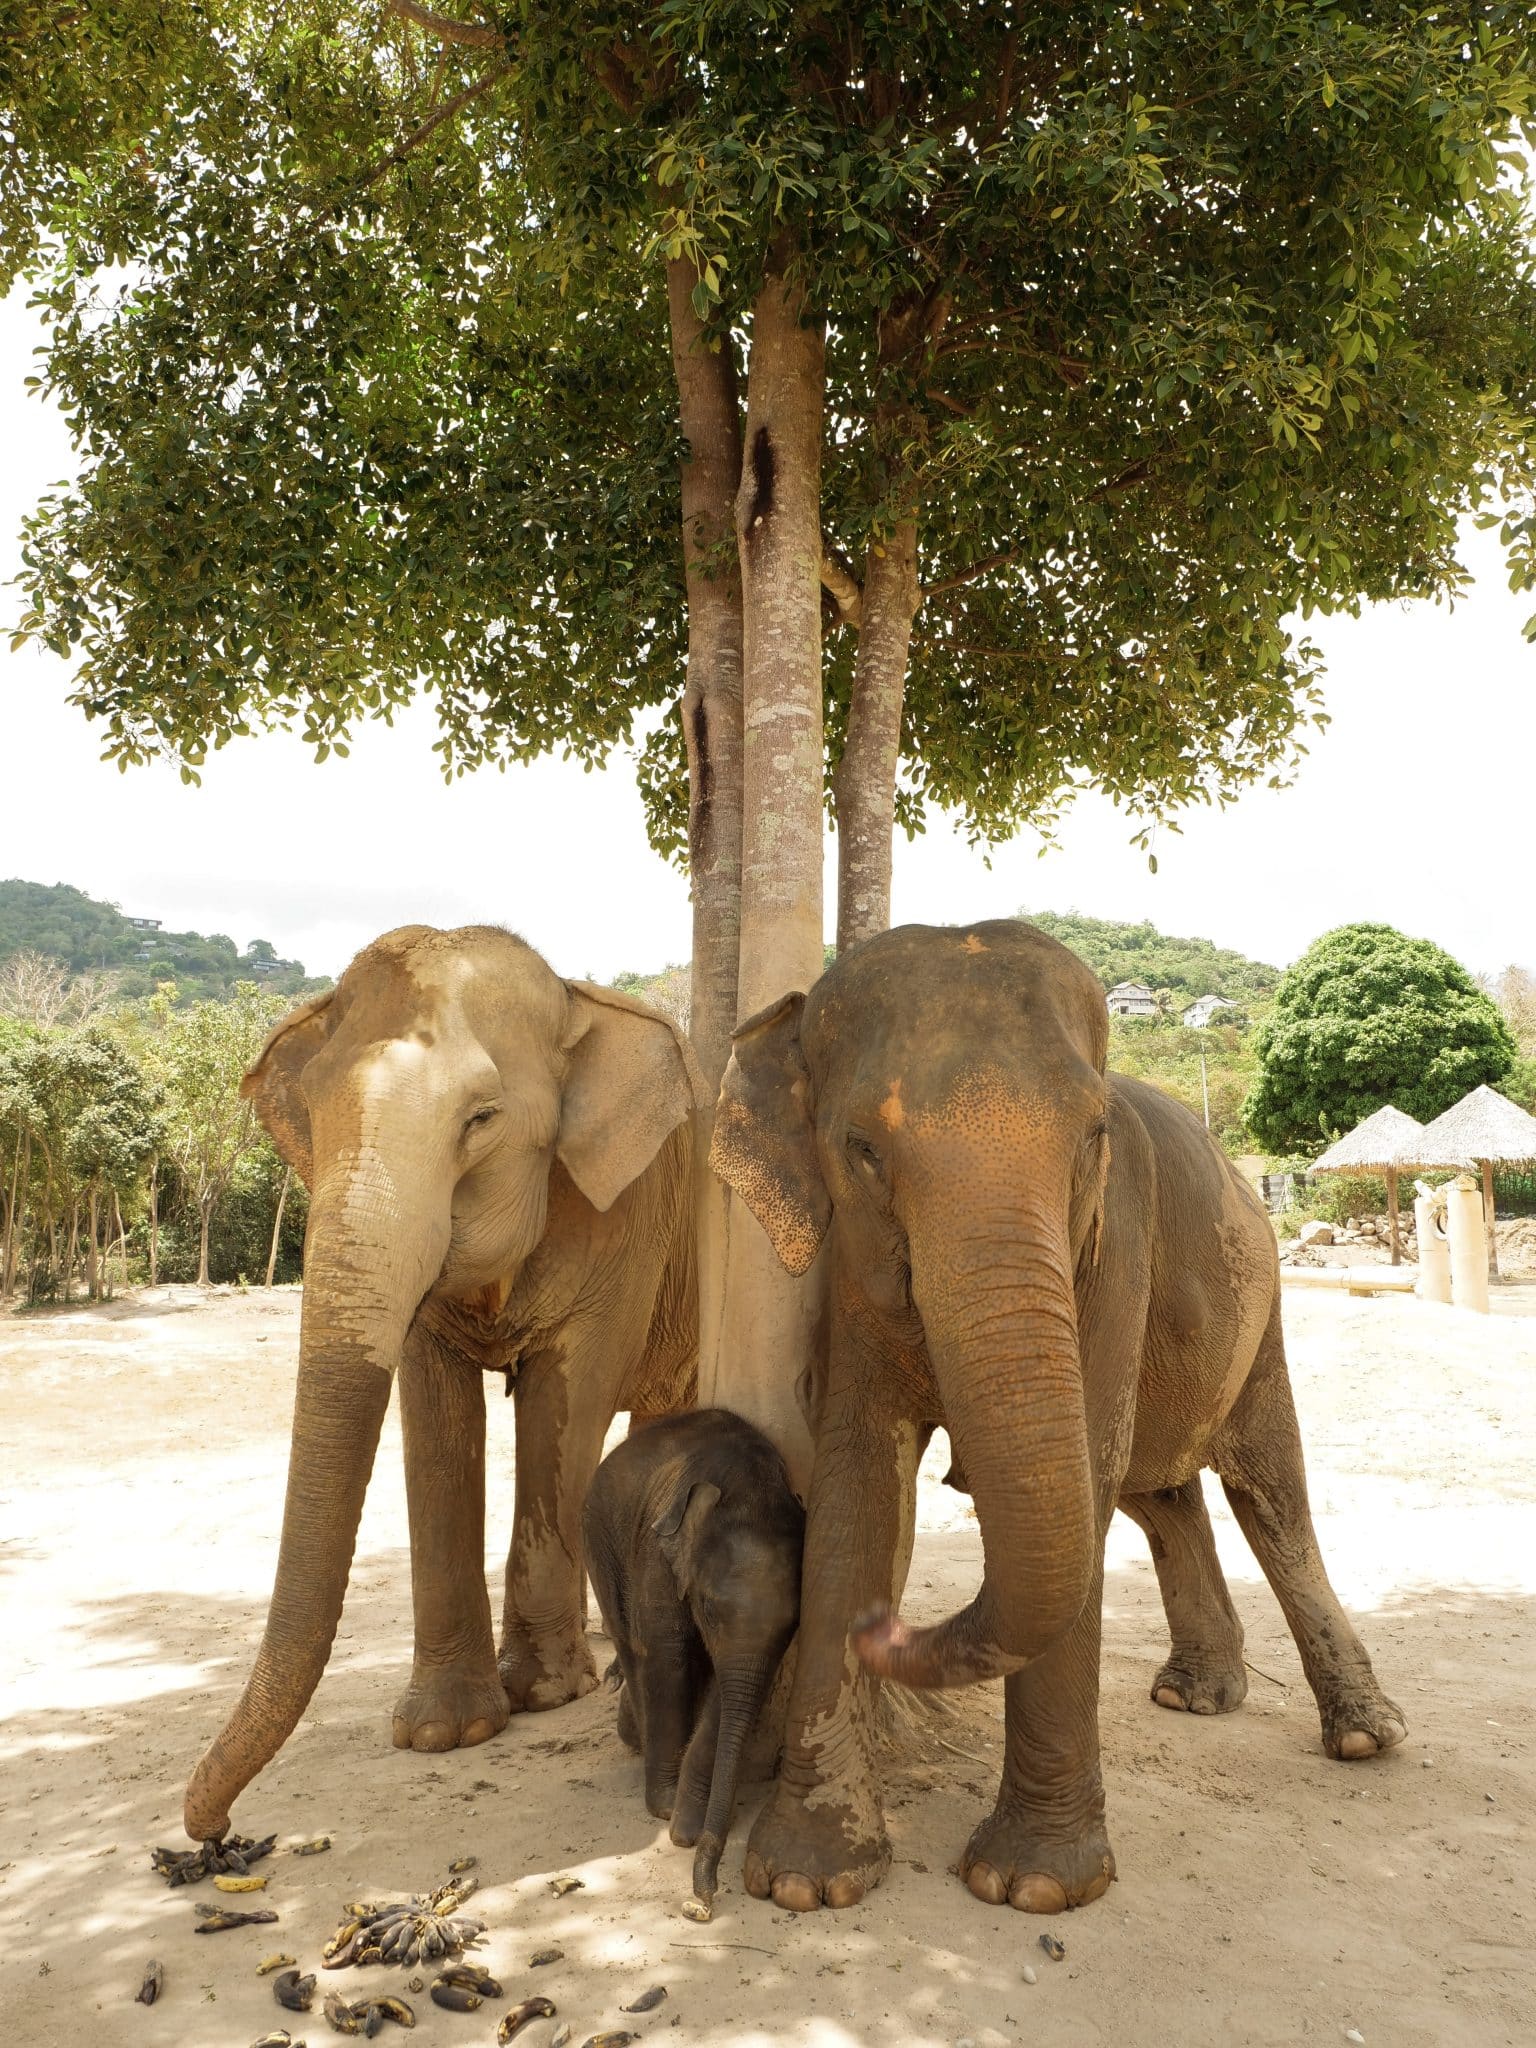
[184,1175,447,1840]
[855,1202,1095,1689]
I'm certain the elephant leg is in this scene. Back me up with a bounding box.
[1119,1478,1248,1716]
[960,1551,1116,1912]
[1210,1308,1406,1761]
[743,1344,923,1914]
[498,1336,617,1712]
[392,1324,509,1753]
[634,1613,704,1821]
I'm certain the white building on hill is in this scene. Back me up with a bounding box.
[1182,994,1236,1029]
[1106,980,1158,1019]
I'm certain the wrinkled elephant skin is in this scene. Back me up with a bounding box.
[184,925,700,1841]
[584,1408,804,1908]
[711,920,1405,1915]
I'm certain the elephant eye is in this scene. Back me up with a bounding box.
[846,1132,883,1176]
[463,1105,499,1135]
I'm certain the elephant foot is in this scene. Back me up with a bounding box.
[498,1628,599,1714]
[1318,1677,1407,1761]
[741,1777,890,1913]
[960,1802,1115,1913]
[1152,1646,1248,1717]
[392,1662,510,1753]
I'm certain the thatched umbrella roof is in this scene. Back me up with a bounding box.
[1310,1104,1427,1266]
[1312,1104,1426,1175]
[1413,1084,1536,1280]
[1414,1084,1536,1168]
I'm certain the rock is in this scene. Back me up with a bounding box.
[1344,2031,1365,2045]
[1021,1966,1037,1986]
[1298,1221,1335,1247]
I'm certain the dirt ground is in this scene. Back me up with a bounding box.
[3,1284,1533,2048]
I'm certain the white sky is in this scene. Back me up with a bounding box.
[2,285,1533,986]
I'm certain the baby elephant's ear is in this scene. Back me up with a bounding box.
[654,1479,722,1600]
[710,991,830,1276]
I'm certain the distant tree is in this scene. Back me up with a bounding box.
[1481,964,1536,1057]
[610,963,691,1036]
[149,982,288,1285]
[1244,923,1517,1156]
[0,1026,157,1299]
[0,949,122,1028]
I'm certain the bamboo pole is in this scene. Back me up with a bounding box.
[1385,1165,1401,1265]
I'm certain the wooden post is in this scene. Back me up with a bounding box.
[1385,1165,1401,1265]
[1480,1158,1500,1281]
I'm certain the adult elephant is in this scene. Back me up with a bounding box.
[184,924,700,1842]
[710,920,1404,1916]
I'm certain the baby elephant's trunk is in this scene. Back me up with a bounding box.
[687,1657,780,1910]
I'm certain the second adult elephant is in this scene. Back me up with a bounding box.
[711,919,1404,1916]
[184,924,700,1842]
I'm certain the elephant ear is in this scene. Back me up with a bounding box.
[653,1478,722,1601]
[240,992,339,1187]
[710,991,830,1277]
[557,981,706,1214]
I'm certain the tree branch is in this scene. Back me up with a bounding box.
[352,59,513,195]
[922,547,1029,602]
[821,549,863,629]
[389,0,505,50]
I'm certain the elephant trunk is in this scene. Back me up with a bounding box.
[691,1654,781,1907]
[184,1161,448,1839]
[854,1197,1094,1689]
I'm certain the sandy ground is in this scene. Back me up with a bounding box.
[3,1285,1533,2048]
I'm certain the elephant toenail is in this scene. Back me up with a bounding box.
[967,1863,1009,1906]
[1154,1685,1188,1711]
[461,1717,496,1746]
[771,1873,822,1913]
[742,1852,771,1900]
[1338,1730,1377,1759]
[826,1875,864,1910]
[1008,1873,1069,1914]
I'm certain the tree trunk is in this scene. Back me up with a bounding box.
[266,1165,293,1288]
[701,258,827,1494]
[86,1186,101,1301]
[1,1126,24,1300]
[64,1199,78,1303]
[198,1191,214,1288]
[834,515,920,953]
[148,1153,160,1287]
[112,1189,127,1296]
[668,259,746,1102]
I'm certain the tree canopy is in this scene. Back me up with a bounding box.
[8,1,1536,859]
[1243,921,1517,1155]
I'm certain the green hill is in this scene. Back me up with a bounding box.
[1018,909,1281,1005]
[0,878,330,1004]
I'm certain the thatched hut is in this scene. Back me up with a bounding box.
[1311,1105,1427,1264]
[1413,1085,1536,1279]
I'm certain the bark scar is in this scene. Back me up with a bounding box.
[747,426,776,530]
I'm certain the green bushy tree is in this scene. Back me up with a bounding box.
[1244,922,1516,1155]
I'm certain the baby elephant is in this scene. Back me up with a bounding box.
[583,1409,804,1911]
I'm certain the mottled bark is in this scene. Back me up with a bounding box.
[668,260,745,1103]
[701,261,827,1493]
[834,516,919,954]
